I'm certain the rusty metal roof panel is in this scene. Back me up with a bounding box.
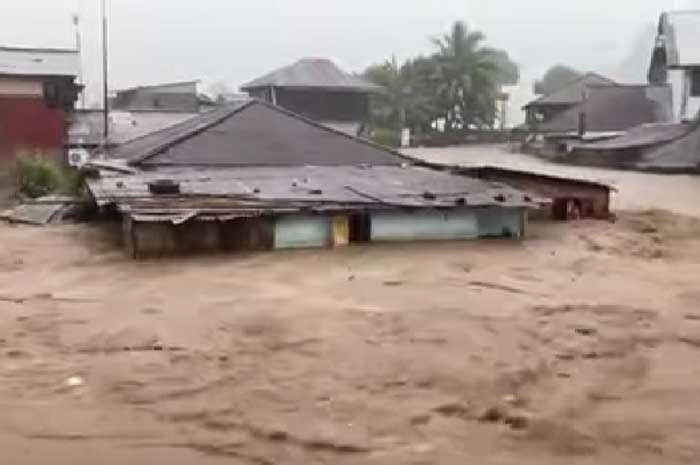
[86,165,533,215]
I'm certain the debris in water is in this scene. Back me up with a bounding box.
[65,376,85,388]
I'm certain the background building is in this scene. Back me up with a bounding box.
[241,58,381,137]
[0,46,81,163]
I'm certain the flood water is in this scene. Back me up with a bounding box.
[407,144,700,218]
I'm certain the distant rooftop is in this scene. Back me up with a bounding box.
[241,58,381,93]
[0,45,80,77]
[523,73,616,109]
[116,80,199,94]
[536,84,673,134]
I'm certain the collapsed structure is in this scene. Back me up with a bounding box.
[86,100,533,257]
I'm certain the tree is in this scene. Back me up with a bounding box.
[430,21,509,129]
[364,56,410,130]
[363,20,519,134]
[534,65,582,95]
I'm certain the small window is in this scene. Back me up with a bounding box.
[691,69,700,97]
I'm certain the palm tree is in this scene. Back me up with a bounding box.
[364,55,410,130]
[431,21,501,130]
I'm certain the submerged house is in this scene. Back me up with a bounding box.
[240,58,380,137]
[0,46,81,163]
[86,100,533,257]
[459,166,613,220]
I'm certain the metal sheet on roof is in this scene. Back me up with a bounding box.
[637,122,700,169]
[579,122,691,150]
[0,46,79,77]
[86,165,533,219]
[241,58,381,92]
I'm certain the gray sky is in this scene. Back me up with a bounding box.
[1,0,698,120]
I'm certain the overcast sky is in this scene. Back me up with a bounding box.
[1,0,698,120]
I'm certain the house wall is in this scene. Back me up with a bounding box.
[369,208,525,242]
[274,214,331,249]
[250,87,369,123]
[0,97,67,163]
[669,69,700,121]
[125,208,526,257]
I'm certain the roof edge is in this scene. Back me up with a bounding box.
[0,45,79,54]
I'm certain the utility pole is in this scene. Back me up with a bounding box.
[102,0,109,145]
[73,13,85,109]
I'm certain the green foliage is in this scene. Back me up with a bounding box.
[363,21,519,133]
[370,127,401,148]
[534,65,582,95]
[15,153,84,198]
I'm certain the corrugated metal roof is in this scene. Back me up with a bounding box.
[0,46,79,77]
[537,85,673,134]
[660,10,700,68]
[86,165,533,216]
[578,121,691,150]
[241,58,381,92]
[637,122,700,169]
[107,99,409,167]
[523,73,615,108]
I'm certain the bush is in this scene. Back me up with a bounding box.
[370,127,401,148]
[15,153,84,198]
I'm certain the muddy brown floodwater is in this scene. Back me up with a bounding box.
[2,148,700,464]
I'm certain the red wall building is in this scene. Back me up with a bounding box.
[0,46,80,165]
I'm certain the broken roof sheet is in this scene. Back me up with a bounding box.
[523,73,615,108]
[637,122,700,170]
[106,99,408,167]
[87,165,532,217]
[0,46,79,77]
[241,58,381,92]
[536,85,672,134]
[578,121,692,151]
[659,10,700,68]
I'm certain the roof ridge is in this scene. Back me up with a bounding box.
[118,80,200,93]
[122,98,416,166]
[251,99,417,164]
[523,72,616,109]
[125,101,254,164]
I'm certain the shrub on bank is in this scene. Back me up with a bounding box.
[15,153,84,198]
